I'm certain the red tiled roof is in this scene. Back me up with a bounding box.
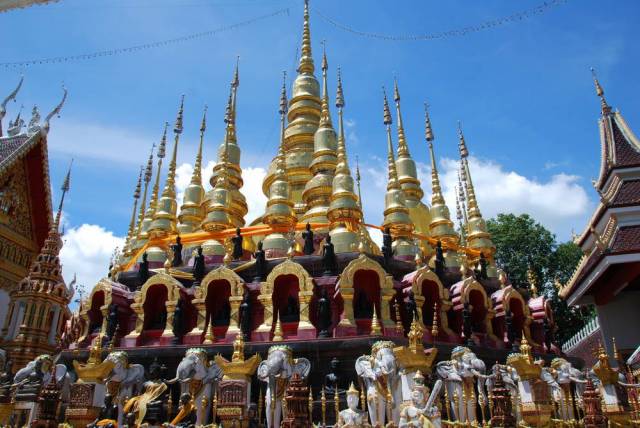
[610,225,640,253]
[612,119,640,167]
[611,180,640,207]
[0,134,29,167]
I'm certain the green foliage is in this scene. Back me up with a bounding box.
[487,213,594,344]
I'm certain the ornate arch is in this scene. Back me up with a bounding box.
[139,273,181,305]
[78,278,113,343]
[411,267,446,300]
[200,266,245,299]
[460,278,491,308]
[263,259,313,296]
[502,287,530,317]
[337,254,391,290]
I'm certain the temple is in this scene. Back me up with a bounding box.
[559,69,640,364]
[1,1,640,427]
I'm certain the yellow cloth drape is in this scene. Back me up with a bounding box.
[123,382,168,427]
[170,402,195,425]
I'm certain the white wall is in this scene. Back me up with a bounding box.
[597,290,640,362]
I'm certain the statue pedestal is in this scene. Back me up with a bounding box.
[217,379,250,428]
[334,323,357,337]
[518,380,553,427]
[64,383,106,427]
[183,331,204,345]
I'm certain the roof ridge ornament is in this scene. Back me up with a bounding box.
[0,75,24,137]
[43,84,67,134]
[590,67,611,116]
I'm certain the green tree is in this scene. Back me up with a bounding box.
[487,213,593,344]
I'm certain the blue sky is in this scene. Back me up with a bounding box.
[1,0,639,289]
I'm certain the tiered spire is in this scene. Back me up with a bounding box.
[591,68,611,116]
[263,73,297,255]
[263,0,321,215]
[178,105,208,234]
[122,166,143,255]
[327,68,364,252]
[457,122,496,274]
[210,60,248,227]
[149,95,185,238]
[202,96,235,235]
[302,44,338,225]
[381,89,416,256]
[135,123,168,249]
[424,103,459,258]
[126,145,154,258]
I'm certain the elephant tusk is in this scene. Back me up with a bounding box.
[164,376,180,384]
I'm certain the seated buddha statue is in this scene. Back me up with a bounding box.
[87,393,118,428]
[168,392,197,427]
[122,360,167,426]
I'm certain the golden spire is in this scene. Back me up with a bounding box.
[298,0,314,74]
[303,43,338,225]
[136,123,167,249]
[178,105,208,234]
[203,96,235,233]
[355,155,363,209]
[457,122,495,271]
[591,67,611,115]
[382,88,415,256]
[122,166,143,256]
[210,63,247,227]
[263,73,297,255]
[263,0,321,216]
[425,103,459,250]
[127,144,155,258]
[328,67,364,252]
[394,78,410,158]
[149,95,185,238]
[54,159,72,232]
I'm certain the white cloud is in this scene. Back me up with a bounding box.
[59,224,125,298]
[357,155,593,240]
[175,159,267,225]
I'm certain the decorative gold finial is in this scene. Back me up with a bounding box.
[232,333,245,362]
[393,78,410,157]
[287,242,295,259]
[355,155,363,208]
[394,300,403,334]
[414,250,423,267]
[370,310,382,336]
[527,268,538,297]
[134,144,154,238]
[125,166,143,246]
[431,303,439,339]
[590,67,611,115]
[298,0,314,74]
[273,318,284,341]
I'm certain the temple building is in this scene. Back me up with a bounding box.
[0,80,68,339]
[560,71,640,362]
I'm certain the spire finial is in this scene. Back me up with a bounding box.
[298,0,314,74]
[355,155,363,208]
[193,105,207,183]
[457,121,469,159]
[335,68,349,175]
[383,88,400,190]
[280,71,288,115]
[424,102,434,142]
[426,103,444,206]
[590,67,611,115]
[319,42,331,126]
[54,159,73,231]
[232,55,240,88]
[383,87,392,126]
[336,67,345,108]
[277,71,288,173]
[126,166,143,241]
[393,77,410,157]
[174,94,185,135]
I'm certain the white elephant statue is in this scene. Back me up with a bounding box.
[103,351,145,427]
[485,363,521,422]
[550,357,586,420]
[169,348,222,426]
[355,340,403,427]
[13,354,73,403]
[257,345,310,428]
[436,346,487,423]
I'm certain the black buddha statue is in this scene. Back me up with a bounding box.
[141,359,167,424]
[253,241,267,283]
[172,297,185,344]
[88,393,118,428]
[105,303,119,344]
[171,392,197,427]
[137,252,150,291]
[322,235,337,276]
[192,246,206,287]
[435,240,446,277]
[239,291,252,341]
[324,357,342,395]
[232,227,244,260]
[406,291,419,325]
[354,291,373,319]
[505,308,516,350]
[0,359,13,403]
[302,223,315,255]
[463,302,474,346]
[382,227,393,267]
[281,296,299,323]
[543,316,553,352]
[317,287,331,338]
[171,236,183,267]
[476,252,488,280]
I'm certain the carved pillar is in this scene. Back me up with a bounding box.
[99,304,109,336]
[297,291,315,336]
[1,301,15,337]
[227,296,242,336]
[127,294,143,338]
[380,287,395,329]
[162,300,177,337]
[256,287,273,336]
[413,293,426,329]
[337,287,355,327]
[48,306,61,345]
[191,297,206,337]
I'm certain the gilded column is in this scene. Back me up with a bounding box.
[162,299,177,338]
[380,287,396,330]
[256,289,274,337]
[227,295,242,336]
[338,287,356,328]
[298,290,314,331]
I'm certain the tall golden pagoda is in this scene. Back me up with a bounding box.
[327,68,363,253]
[302,46,338,226]
[263,0,321,216]
[126,145,154,260]
[457,123,496,276]
[393,80,432,249]
[263,73,297,255]
[134,122,168,254]
[425,103,460,267]
[209,61,248,228]
[381,90,417,257]
[178,105,208,234]
[149,95,185,241]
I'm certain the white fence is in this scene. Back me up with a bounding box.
[561,317,600,353]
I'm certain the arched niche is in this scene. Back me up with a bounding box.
[450,277,496,341]
[130,273,181,342]
[256,259,315,339]
[411,267,448,328]
[336,254,394,332]
[78,278,113,344]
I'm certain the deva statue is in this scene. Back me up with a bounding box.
[355,340,403,426]
[399,371,443,428]
[335,383,368,428]
[168,348,222,426]
[257,345,311,428]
